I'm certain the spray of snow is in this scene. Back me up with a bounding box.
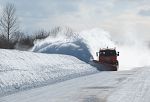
[32,27,150,70]
[117,31,150,70]
[79,28,115,60]
[118,45,150,70]
[32,27,92,62]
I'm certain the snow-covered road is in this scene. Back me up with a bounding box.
[1,67,146,102]
[108,67,150,102]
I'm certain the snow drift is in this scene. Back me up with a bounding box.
[0,49,97,96]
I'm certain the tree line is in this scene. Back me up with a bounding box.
[0,3,73,50]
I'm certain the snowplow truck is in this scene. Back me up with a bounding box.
[94,47,119,71]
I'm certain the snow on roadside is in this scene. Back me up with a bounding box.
[0,49,98,96]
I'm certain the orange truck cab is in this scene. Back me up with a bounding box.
[95,48,119,71]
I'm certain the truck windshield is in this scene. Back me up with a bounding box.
[100,50,116,56]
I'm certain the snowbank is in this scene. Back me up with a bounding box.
[0,49,97,96]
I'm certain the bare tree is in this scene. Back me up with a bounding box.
[34,29,49,39]
[0,3,19,43]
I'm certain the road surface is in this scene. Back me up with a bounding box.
[1,67,148,102]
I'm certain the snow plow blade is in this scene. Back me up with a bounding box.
[92,60,118,71]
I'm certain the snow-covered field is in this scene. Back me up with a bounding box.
[0,49,98,96]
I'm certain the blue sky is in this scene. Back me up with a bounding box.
[0,0,150,40]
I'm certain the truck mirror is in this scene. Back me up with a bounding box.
[117,52,119,56]
[96,52,99,56]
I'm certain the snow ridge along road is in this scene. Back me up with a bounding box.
[0,49,98,96]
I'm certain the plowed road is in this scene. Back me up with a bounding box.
[1,67,149,102]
